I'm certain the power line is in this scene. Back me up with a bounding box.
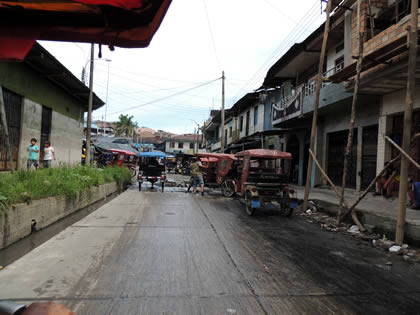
[230,0,322,104]
[202,0,222,71]
[104,77,221,116]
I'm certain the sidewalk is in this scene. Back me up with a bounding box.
[294,186,420,244]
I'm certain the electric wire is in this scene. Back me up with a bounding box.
[230,0,322,104]
[101,77,221,116]
[202,0,222,72]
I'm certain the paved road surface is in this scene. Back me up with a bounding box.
[1,186,420,314]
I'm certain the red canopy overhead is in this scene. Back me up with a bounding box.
[235,149,293,159]
[0,0,172,60]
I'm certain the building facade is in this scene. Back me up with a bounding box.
[0,43,104,170]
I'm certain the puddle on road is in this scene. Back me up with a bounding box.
[0,194,117,268]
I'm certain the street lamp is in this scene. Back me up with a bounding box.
[189,119,200,154]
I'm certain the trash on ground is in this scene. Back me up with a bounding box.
[306,209,312,214]
[389,245,402,253]
[348,225,360,234]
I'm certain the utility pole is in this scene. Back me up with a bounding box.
[221,71,225,153]
[104,59,111,135]
[303,0,333,210]
[0,86,14,172]
[396,0,418,244]
[86,43,94,166]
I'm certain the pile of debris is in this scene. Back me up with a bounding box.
[298,200,420,263]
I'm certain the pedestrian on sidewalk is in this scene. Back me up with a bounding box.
[374,161,398,197]
[191,158,205,196]
[43,141,56,168]
[27,138,39,170]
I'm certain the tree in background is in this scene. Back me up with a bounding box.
[115,114,138,137]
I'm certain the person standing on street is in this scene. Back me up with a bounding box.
[191,158,205,196]
[27,138,39,170]
[43,141,56,168]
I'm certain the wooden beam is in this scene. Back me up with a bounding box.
[386,136,420,170]
[308,149,366,231]
[396,0,418,245]
[303,0,334,210]
[338,0,363,222]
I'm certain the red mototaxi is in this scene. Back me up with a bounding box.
[234,149,298,216]
[195,153,237,197]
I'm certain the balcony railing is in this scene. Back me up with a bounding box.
[304,61,345,96]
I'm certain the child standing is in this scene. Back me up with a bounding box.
[43,141,56,168]
[27,138,39,170]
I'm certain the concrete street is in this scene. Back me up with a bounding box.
[1,186,420,314]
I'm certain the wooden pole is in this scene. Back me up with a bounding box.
[395,0,418,245]
[303,0,334,210]
[309,149,366,231]
[221,71,225,153]
[338,0,364,222]
[386,136,420,170]
[0,86,14,172]
[341,133,420,220]
[86,43,94,166]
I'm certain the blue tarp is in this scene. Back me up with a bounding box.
[139,151,167,158]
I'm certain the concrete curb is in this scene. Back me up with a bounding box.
[0,182,118,250]
[314,199,420,245]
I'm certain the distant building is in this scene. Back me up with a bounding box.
[0,43,104,170]
[159,134,202,154]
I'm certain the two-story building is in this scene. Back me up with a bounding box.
[329,0,420,183]
[0,43,104,170]
[161,134,201,154]
[262,2,383,190]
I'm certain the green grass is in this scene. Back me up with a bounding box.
[0,166,132,211]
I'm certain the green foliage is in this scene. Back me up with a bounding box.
[0,166,132,211]
[115,114,138,137]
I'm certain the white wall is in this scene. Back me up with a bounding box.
[381,88,420,116]
[18,99,42,169]
[18,99,84,168]
[50,110,83,166]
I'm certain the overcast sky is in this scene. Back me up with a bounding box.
[40,0,325,135]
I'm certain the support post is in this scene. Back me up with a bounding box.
[86,43,94,166]
[303,0,333,210]
[221,71,225,153]
[396,0,418,245]
[338,0,364,222]
[0,86,14,172]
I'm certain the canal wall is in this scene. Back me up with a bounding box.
[0,182,118,250]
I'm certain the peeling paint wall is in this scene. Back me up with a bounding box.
[50,110,84,165]
[18,99,42,169]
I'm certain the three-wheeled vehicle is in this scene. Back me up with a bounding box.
[195,153,237,197]
[166,155,177,173]
[234,149,298,216]
[175,152,195,175]
[138,151,167,191]
[97,149,137,177]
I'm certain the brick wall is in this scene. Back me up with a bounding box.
[351,1,415,58]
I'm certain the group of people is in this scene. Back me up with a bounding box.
[374,161,420,209]
[27,138,56,170]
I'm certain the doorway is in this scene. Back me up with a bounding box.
[0,89,22,170]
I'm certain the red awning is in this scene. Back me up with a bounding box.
[0,0,171,60]
[235,149,293,159]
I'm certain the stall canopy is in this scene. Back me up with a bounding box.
[0,0,172,60]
